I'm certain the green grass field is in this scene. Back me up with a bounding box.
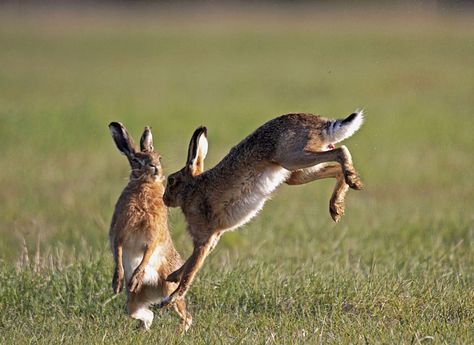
[0,6,473,344]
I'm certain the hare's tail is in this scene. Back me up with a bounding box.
[323,110,364,144]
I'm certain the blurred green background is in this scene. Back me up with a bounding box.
[0,3,473,343]
[1,4,472,259]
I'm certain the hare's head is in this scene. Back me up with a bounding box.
[163,126,207,207]
[109,122,163,181]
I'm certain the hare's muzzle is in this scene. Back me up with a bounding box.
[146,164,160,177]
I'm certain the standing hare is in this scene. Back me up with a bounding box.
[160,111,364,308]
[108,122,192,331]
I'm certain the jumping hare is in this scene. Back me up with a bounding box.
[108,122,192,331]
[160,111,364,308]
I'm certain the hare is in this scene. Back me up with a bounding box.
[108,122,192,331]
[159,111,364,308]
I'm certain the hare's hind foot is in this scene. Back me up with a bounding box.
[329,199,345,223]
[132,309,153,331]
[128,303,154,330]
[344,170,363,190]
[329,178,350,223]
[338,145,363,190]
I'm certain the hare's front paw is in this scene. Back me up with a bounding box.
[112,268,124,294]
[129,268,145,293]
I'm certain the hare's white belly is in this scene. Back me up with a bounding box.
[223,166,290,231]
[123,242,165,286]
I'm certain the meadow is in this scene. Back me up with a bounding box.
[0,6,473,344]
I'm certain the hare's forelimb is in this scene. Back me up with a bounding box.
[128,269,145,294]
[160,233,221,308]
[112,242,124,294]
[286,163,350,222]
[128,238,160,293]
[166,232,222,283]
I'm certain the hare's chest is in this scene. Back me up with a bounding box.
[222,166,290,231]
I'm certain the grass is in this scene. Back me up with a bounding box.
[0,5,473,344]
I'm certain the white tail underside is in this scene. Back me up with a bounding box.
[324,110,364,144]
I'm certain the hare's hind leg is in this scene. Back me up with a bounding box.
[278,145,362,190]
[286,163,342,185]
[127,291,153,330]
[286,164,349,222]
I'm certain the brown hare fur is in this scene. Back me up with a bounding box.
[108,122,192,331]
[160,111,364,308]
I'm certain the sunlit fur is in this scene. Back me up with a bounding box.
[160,111,364,310]
[108,122,192,331]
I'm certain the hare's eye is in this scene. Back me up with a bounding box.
[168,177,176,186]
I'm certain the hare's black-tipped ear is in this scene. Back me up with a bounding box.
[108,122,136,157]
[140,126,154,152]
[186,126,208,176]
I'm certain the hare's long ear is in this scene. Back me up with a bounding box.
[186,126,208,176]
[140,126,154,152]
[109,122,136,158]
